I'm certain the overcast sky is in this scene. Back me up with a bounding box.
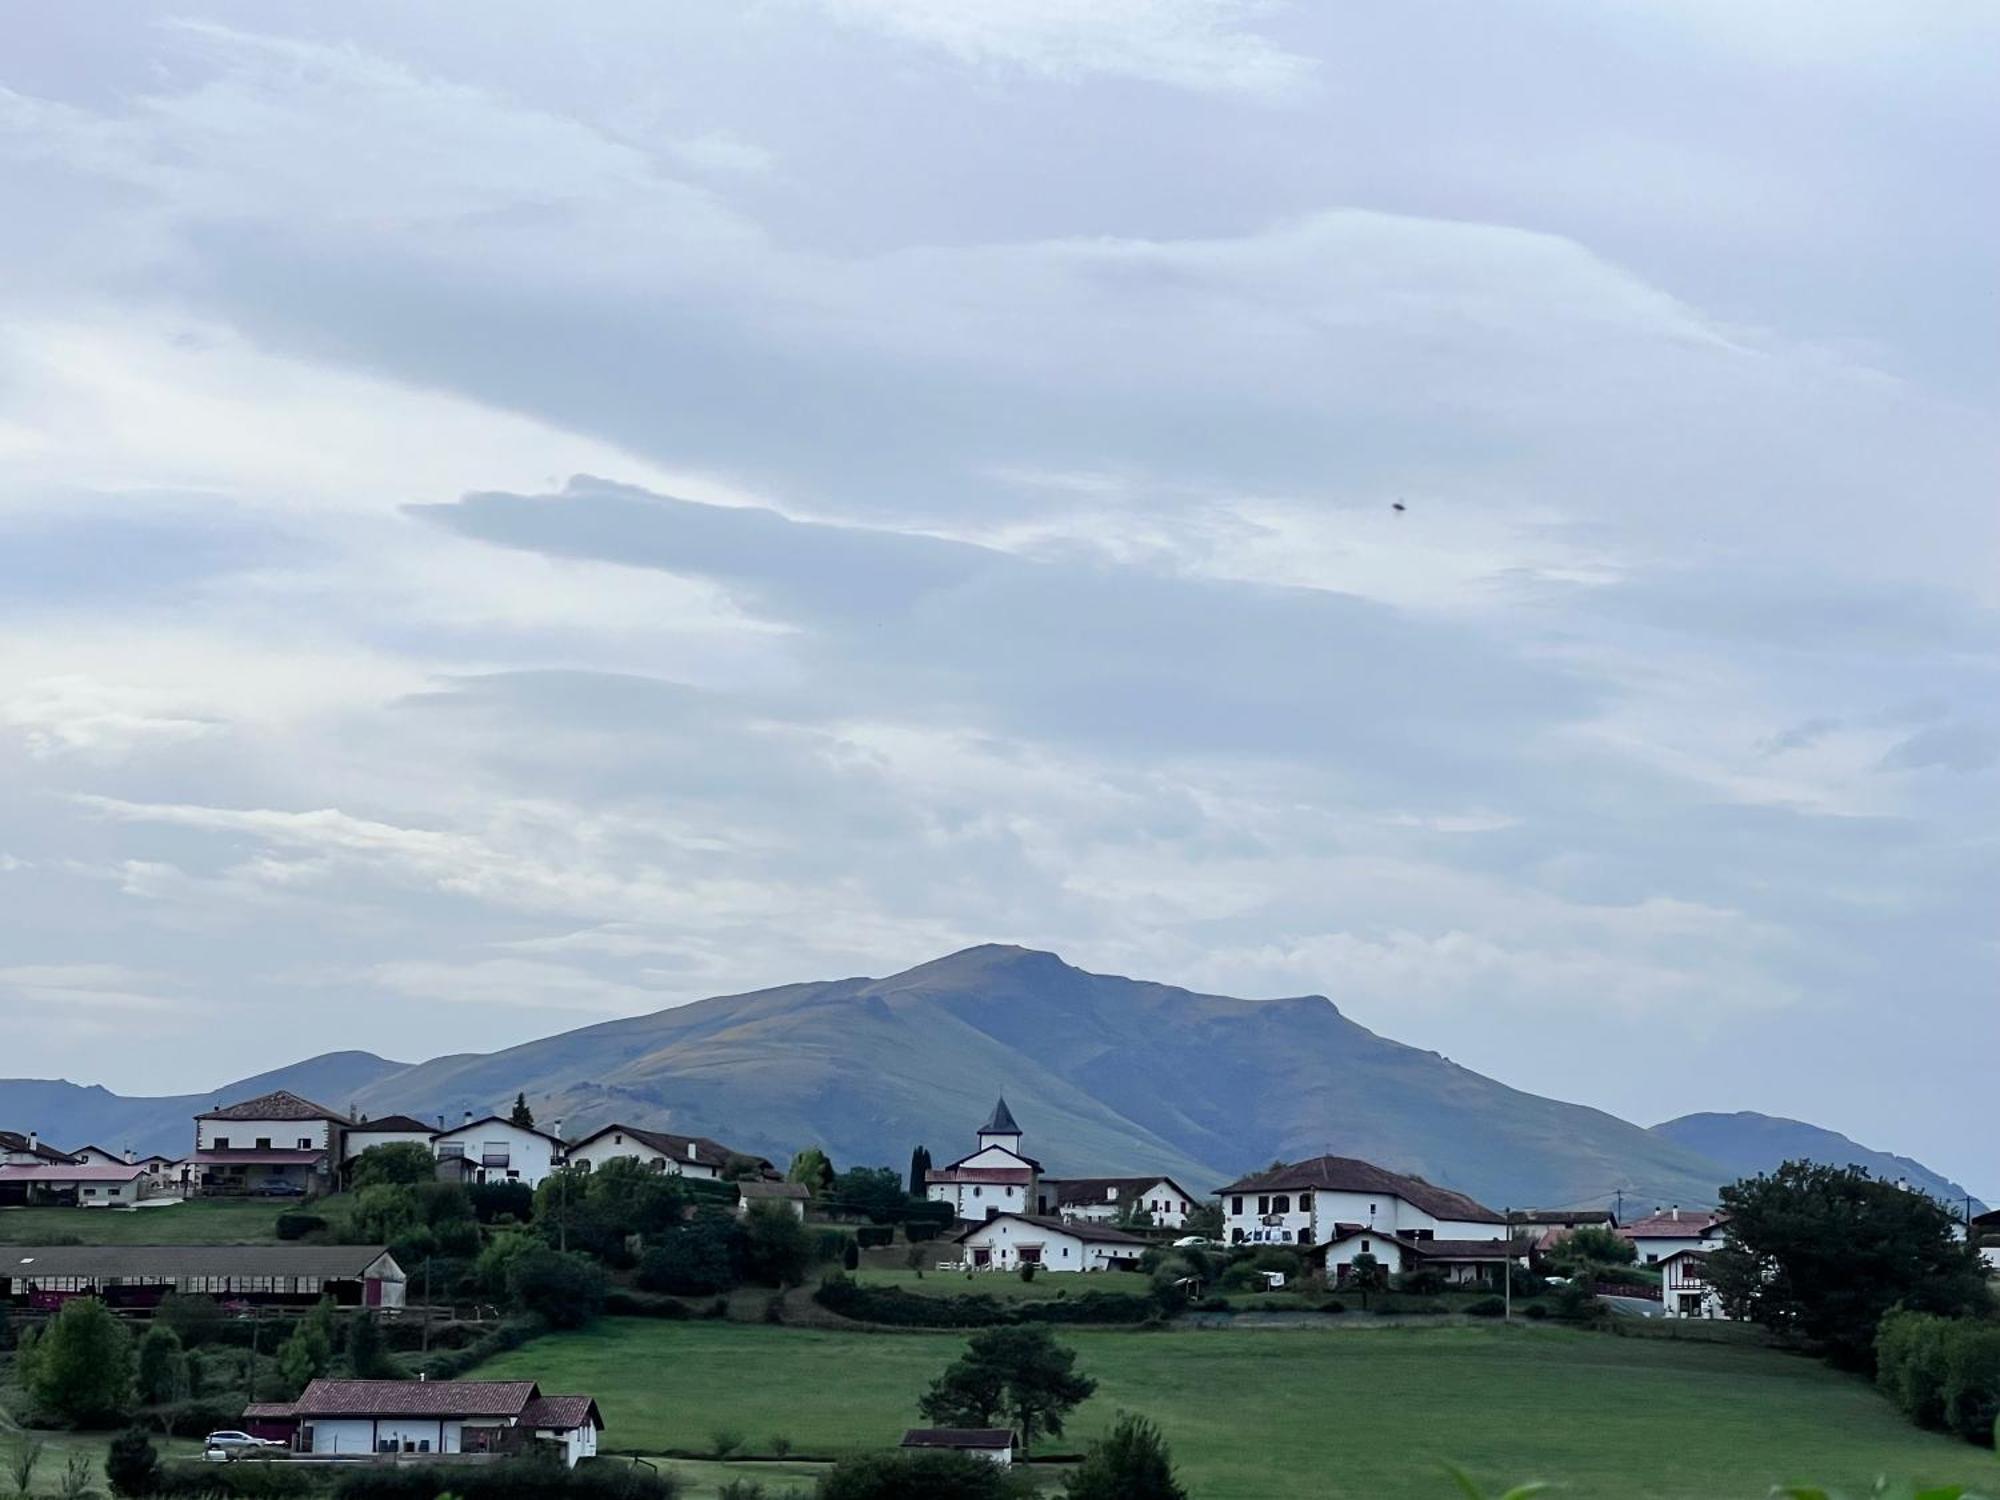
[1,2,1993,1194]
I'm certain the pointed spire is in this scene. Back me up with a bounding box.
[979,1097,1021,1136]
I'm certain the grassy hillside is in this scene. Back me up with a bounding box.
[1652,1111,1986,1214]
[351,945,1728,1209]
[468,1319,1992,1500]
[0,1195,345,1244]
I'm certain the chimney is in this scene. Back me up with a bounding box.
[463,1111,473,1125]
[27,1132,37,1153]
[124,1147,135,1165]
[1670,1205,1680,1221]
[436,1115,445,1131]
[686,1142,697,1161]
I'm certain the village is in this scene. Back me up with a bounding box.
[4,1086,1997,1499]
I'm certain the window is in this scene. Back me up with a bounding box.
[973,1186,982,1198]
[439,1143,464,1158]
[214,1137,231,1150]
[1361,1239,1371,1252]
[1231,1196,1243,1214]
[1299,1192,1312,1211]
[1274,1194,1290,1214]
[255,1137,272,1149]
[297,1137,312,1150]
[1257,1195,1270,1214]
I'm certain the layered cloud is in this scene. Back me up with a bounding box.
[0,5,1992,1193]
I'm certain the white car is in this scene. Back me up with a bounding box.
[1171,1235,1217,1248]
[203,1432,284,1459]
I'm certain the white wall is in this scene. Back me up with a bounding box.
[957,1217,1133,1272]
[1059,1181,1194,1230]
[1222,1185,1502,1247]
[343,1130,435,1161]
[197,1118,334,1152]
[307,1419,461,1456]
[929,1176,1032,1220]
[434,1122,561,1187]
[568,1133,721,1180]
[1321,1233,1409,1278]
[537,1425,597,1468]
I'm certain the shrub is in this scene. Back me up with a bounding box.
[1465,1296,1508,1318]
[854,1225,894,1249]
[507,1247,609,1329]
[1523,1304,1549,1320]
[603,1290,693,1319]
[1878,1309,1955,1429]
[409,1319,537,1382]
[153,1459,322,1498]
[1394,1268,1447,1296]
[813,1275,1160,1329]
[709,1425,746,1459]
[105,1429,161,1498]
[842,1240,861,1271]
[816,1450,1016,1500]
[1317,1299,1347,1315]
[1019,1263,1037,1284]
[469,1181,536,1223]
[1062,1412,1188,1500]
[742,1202,816,1287]
[1941,1323,2000,1443]
[274,1213,328,1242]
[350,1142,439,1190]
[137,1325,192,1405]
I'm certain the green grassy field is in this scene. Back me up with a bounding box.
[0,1195,351,1245]
[470,1319,1998,1500]
[852,1267,1157,1301]
[0,1429,204,1494]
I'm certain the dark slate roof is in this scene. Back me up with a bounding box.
[348,1116,438,1135]
[0,1245,397,1279]
[901,1429,1016,1451]
[1217,1156,1504,1224]
[979,1098,1022,1135]
[196,1090,353,1125]
[0,1131,78,1163]
[1508,1209,1617,1227]
[291,1380,538,1419]
[1619,1210,1727,1239]
[954,1213,1148,1247]
[437,1116,570,1148]
[520,1395,603,1432]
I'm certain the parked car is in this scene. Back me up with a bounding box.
[1171,1235,1218,1248]
[253,1180,305,1197]
[204,1432,284,1458]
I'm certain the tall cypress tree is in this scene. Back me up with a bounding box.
[908,1145,932,1197]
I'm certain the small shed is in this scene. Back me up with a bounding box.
[899,1428,1019,1467]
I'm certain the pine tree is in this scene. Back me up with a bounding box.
[508,1092,535,1129]
[908,1145,932,1197]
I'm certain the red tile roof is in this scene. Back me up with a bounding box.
[928,1167,1033,1184]
[1619,1210,1727,1239]
[901,1429,1016,1451]
[290,1380,539,1419]
[520,1396,602,1432]
[953,1213,1148,1247]
[1219,1155,1504,1224]
[196,1091,352,1124]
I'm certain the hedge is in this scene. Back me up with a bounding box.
[604,1290,694,1320]
[154,1461,322,1498]
[1876,1309,2000,1445]
[273,1214,327,1242]
[813,1275,1161,1328]
[331,1458,677,1500]
[853,1225,894,1249]
[409,1317,539,1381]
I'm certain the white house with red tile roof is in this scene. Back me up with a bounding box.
[565,1123,773,1182]
[1617,1207,1728,1266]
[901,1429,1018,1466]
[247,1379,602,1467]
[951,1212,1147,1273]
[432,1115,567,1188]
[0,1131,73,1167]
[1038,1176,1204,1230]
[1658,1248,1730,1319]
[926,1099,1041,1223]
[1217,1156,1506,1248]
[193,1090,352,1195]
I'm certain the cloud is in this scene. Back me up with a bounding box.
[809,0,1314,98]
[1879,722,2000,775]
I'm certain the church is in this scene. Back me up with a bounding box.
[924,1098,1041,1222]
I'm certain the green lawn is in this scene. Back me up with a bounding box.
[469,1319,1999,1500]
[0,1430,204,1494]
[0,1195,351,1245]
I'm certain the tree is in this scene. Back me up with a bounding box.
[742,1202,815,1287]
[277,1298,336,1396]
[476,1231,541,1296]
[722,1154,766,1183]
[1347,1253,1387,1310]
[842,1239,861,1271]
[1545,1225,1636,1280]
[920,1327,1097,1451]
[832,1166,907,1224]
[103,1430,160,1499]
[636,1211,743,1296]
[349,1142,438,1191]
[908,1146,933,1198]
[351,1183,423,1242]
[1063,1413,1188,1500]
[788,1148,836,1198]
[135,1325,190,1406]
[1180,1201,1223,1241]
[30,1298,134,1426]
[509,1092,536,1130]
[506,1247,609,1329]
[155,1293,222,1348]
[815,1450,1016,1500]
[346,1314,398,1380]
[1705,1160,1991,1369]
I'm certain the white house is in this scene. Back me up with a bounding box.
[261,1380,601,1468]
[192,1090,352,1195]
[900,1429,1018,1467]
[1311,1224,1527,1286]
[736,1180,809,1219]
[951,1212,1147,1273]
[1617,1208,1727,1266]
[1217,1155,1507,1248]
[1659,1249,1729,1319]
[0,1161,153,1206]
[927,1099,1041,1223]
[1039,1176,1205,1230]
[565,1123,770,1181]
[0,1132,74,1167]
[1967,1209,2000,1273]
[433,1116,566,1188]
[340,1115,440,1170]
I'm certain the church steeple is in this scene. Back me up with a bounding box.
[977,1097,1022,1151]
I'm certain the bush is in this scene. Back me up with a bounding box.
[855,1225,894,1249]
[105,1429,161,1498]
[137,1325,191,1404]
[1019,1263,1037,1284]
[409,1319,537,1382]
[470,1181,536,1223]
[742,1202,816,1287]
[142,1398,252,1439]
[507,1247,609,1329]
[1524,1304,1549,1320]
[1394,1268,1447,1296]
[604,1290,694,1319]
[709,1425,746,1459]
[350,1143,439,1190]
[815,1450,1017,1500]
[842,1240,861,1271]
[30,1297,135,1425]
[1941,1323,2000,1443]
[274,1213,328,1242]
[1878,1309,1956,1429]
[153,1460,321,1498]
[1317,1299,1347,1315]
[637,1215,743,1296]
[1465,1296,1508,1318]
[156,1294,225,1348]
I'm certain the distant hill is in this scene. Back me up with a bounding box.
[1651,1111,1985,1216]
[1,949,1974,1215]
[0,1051,413,1158]
[339,944,1728,1209]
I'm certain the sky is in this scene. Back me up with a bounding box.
[0,2,1993,1195]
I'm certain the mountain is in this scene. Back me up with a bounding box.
[340,943,1728,1209]
[0,1051,413,1159]
[2,948,1972,1214]
[1651,1111,1985,1216]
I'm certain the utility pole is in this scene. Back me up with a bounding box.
[1503,1207,1512,1323]
[1614,1187,1624,1223]
[555,1118,567,1254]
[421,1260,431,1356]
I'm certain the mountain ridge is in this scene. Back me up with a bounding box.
[0,947,1971,1212]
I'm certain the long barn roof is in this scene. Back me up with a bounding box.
[0,1245,399,1279]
